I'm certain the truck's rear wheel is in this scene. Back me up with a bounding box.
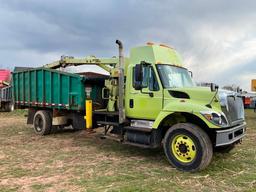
[7,103,14,112]
[33,110,52,135]
[71,114,85,131]
[163,123,213,172]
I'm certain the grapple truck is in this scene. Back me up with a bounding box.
[13,40,246,172]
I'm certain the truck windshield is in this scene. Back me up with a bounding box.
[157,64,195,88]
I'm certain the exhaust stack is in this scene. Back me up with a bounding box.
[116,40,125,124]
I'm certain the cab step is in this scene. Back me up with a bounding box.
[124,126,152,133]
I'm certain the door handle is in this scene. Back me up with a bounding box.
[129,99,134,108]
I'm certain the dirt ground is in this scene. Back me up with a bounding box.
[0,110,255,192]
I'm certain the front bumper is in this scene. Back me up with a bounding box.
[215,122,246,147]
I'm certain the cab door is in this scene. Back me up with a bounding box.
[126,64,163,120]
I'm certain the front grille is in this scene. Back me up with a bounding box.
[222,95,244,125]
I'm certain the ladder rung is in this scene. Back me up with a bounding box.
[97,121,119,126]
[93,111,119,116]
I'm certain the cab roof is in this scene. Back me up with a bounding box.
[129,44,183,67]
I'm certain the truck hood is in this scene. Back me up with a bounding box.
[163,87,244,128]
[165,87,243,114]
[162,87,222,117]
[167,87,216,103]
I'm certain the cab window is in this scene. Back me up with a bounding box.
[133,65,159,91]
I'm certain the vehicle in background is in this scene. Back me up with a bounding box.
[12,40,246,172]
[240,92,256,109]
[0,69,13,111]
[0,85,13,112]
[0,69,11,88]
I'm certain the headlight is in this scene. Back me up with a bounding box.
[200,111,228,126]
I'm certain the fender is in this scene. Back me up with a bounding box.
[152,101,220,129]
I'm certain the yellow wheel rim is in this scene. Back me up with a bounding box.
[171,134,196,163]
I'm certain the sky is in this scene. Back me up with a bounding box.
[0,0,255,91]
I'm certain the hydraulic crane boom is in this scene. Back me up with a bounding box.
[43,56,118,74]
[43,40,125,123]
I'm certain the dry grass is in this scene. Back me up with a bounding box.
[0,109,255,192]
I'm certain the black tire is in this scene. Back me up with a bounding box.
[163,123,213,172]
[3,103,10,112]
[33,110,52,135]
[72,114,85,131]
[6,103,14,112]
[215,144,235,153]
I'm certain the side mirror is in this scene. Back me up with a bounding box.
[134,64,143,82]
[210,83,219,92]
[134,64,143,90]
[237,87,242,93]
[189,71,193,78]
[134,81,142,90]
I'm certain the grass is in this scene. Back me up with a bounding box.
[0,109,255,191]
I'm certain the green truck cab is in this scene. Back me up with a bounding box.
[13,41,246,172]
[124,43,246,171]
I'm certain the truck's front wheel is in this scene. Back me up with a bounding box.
[163,123,213,172]
[33,110,52,135]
